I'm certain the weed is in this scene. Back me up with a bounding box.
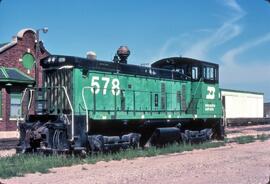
[0,134,269,179]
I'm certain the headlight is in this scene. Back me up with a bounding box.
[51,57,56,63]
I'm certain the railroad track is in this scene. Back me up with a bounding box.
[225,123,270,139]
[0,138,17,150]
[0,122,269,151]
[226,118,270,127]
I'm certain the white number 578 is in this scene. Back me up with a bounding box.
[90,76,120,96]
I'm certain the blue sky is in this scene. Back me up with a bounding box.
[1,0,270,101]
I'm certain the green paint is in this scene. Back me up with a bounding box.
[0,67,8,78]
[11,68,34,81]
[71,68,222,120]
[22,53,35,70]
[0,90,2,117]
[0,67,34,84]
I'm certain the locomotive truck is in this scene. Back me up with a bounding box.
[17,46,224,154]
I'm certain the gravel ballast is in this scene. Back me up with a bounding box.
[2,140,270,184]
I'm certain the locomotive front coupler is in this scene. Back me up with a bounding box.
[16,121,35,153]
[17,115,70,154]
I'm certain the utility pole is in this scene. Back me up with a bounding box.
[34,27,48,87]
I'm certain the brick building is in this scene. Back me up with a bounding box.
[0,28,49,136]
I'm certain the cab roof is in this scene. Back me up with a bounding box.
[151,57,218,68]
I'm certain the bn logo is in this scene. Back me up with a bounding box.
[206,86,215,99]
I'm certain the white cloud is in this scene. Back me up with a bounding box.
[216,1,270,99]
[183,23,242,59]
[224,0,245,14]
[151,0,245,61]
[149,33,190,62]
[221,32,270,64]
[219,61,270,100]
[182,0,245,60]
[158,37,182,58]
[149,0,270,99]
[220,32,270,99]
[220,63,270,84]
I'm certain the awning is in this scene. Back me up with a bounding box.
[0,67,34,86]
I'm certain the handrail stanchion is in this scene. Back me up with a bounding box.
[60,86,74,141]
[82,86,94,133]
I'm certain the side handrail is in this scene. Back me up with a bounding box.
[20,86,75,142]
[60,86,74,141]
[192,77,203,98]
[82,86,94,133]
[186,77,203,113]
[20,88,35,120]
[82,86,183,133]
[48,86,74,141]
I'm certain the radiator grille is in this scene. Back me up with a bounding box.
[44,69,72,114]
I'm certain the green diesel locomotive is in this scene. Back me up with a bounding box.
[17,47,224,153]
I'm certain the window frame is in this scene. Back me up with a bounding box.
[9,92,22,119]
[191,66,199,80]
[203,65,218,83]
[0,90,2,119]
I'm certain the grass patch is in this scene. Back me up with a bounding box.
[0,141,224,179]
[256,134,270,142]
[0,134,269,179]
[226,134,270,144]
[0,154,81,179]
[231,135,256,144]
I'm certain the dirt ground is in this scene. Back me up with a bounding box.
[1,140,269,184]
[0,149,16,157]
[1,125,270,184]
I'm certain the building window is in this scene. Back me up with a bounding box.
[10,93,22,118]
[22,53,35,70]
[0,90,2,118]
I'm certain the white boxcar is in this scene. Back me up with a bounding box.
[221,89,264,121]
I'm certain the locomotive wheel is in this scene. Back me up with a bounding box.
[52,129,68,151]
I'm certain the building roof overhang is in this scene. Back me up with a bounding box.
[0,67,34,86]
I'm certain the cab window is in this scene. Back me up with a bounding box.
[176,68,185,74]
[203,67,214,80]
[192,66,198,80]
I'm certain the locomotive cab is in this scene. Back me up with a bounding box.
[151,57,219,83]
[152,57,223,138]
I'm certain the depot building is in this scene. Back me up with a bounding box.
[0,28,49,137]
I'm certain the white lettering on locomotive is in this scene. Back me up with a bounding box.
[205,104,216,111]
[206,86,215,99]
[90,76,120,96]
